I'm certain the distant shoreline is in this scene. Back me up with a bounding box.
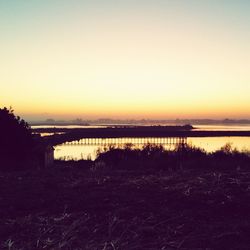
[28,119,250,127]
[32,125,193,134]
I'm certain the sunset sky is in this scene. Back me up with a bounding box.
[1,0,250,120]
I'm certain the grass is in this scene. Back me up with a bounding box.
[1,144,250,249]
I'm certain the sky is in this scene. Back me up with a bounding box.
[0,0,250,120]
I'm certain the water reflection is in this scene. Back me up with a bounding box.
[32,124,250,131]
[33,132,65,137]
[55,136,250,160]
[31,125,106,129]
[194,125,250,131]
[55,137,178,160]
[188,137,250,152]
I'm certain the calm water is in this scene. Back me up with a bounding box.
[31,125,106,129]
[54,136,250,160]
[31,124,250,160]
[194,124,250,131]
[32,124,250,131]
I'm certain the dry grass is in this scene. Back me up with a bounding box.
[1,160,250,249]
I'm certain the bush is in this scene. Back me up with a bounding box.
[95,142,250,171]
[0,107,33,170]
[211,143,250,169]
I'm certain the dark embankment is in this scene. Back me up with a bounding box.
[33,125,250,146]
[32,125,194,133]
[1,145,250,249]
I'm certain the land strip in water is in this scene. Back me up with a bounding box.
[32,126,250,146]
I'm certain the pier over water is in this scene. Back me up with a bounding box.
[35,126,250,147]
[38,126,192,146]
[63,137,187,146]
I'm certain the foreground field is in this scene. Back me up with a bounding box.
[1,161,250,250]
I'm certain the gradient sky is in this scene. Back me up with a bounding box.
[1,0,250,120]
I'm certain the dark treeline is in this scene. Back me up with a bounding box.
[0,107,51,171]
[0,107,34,170]
[92,143,250,171]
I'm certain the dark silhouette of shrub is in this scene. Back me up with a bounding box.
[96,144,175,170]
[211,143,250,169]
[173,144,207,166]
[0,107,33,170]
[95,143,250,171]
[141,144,165,158]
[96,145,141,169]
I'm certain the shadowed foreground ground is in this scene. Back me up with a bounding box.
[1,163,250,249]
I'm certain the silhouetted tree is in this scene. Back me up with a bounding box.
[0,107,33,170]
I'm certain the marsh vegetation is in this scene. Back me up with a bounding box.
[1,144,250,249]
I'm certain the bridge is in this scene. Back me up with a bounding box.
[63,137,187,146]
[38,127,250,146]
[40,127,191,146]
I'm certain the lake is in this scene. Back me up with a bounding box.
[54,136,250,161]
[31,124,250,131]
[31,124,250,160]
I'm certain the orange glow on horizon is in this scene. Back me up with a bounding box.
[0,1,250,120]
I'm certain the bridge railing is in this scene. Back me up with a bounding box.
[62,137,187,146]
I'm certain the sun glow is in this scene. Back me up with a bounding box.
[1,1,250,120]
